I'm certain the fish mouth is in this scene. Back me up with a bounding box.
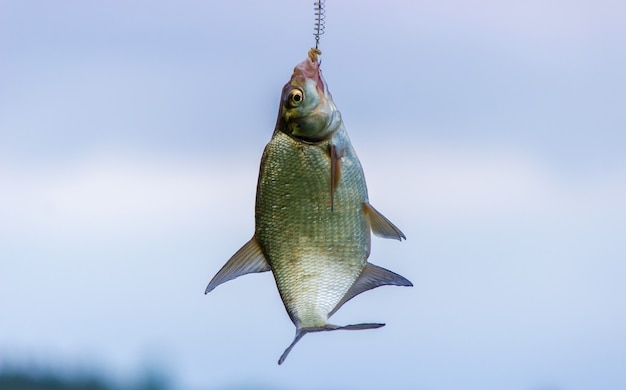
[281,51,338,143]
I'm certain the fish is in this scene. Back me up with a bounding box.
[206,48,412,365]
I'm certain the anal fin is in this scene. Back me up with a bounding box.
[329,263,413,317]
[205,237,270,294]
[364,203,406,240]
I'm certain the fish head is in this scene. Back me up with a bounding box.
[278,55,342,142]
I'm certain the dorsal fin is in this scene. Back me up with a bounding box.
[364,203,406,240]
[205,237,270,294]
[329,263,413,317]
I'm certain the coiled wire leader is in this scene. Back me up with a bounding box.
[308,0,325,63]
[313,0,325,50]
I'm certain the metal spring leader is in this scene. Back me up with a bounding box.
[313,0,325,50]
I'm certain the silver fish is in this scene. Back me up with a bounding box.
[206,49,412,364]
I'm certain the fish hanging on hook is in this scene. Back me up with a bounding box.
[205,2,411,365]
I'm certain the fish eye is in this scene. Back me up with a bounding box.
[288,89,304,107]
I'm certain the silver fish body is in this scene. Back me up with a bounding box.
[206,50,412,364]
[256,126,366,330]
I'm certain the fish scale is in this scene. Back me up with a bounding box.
[256,129,367,327]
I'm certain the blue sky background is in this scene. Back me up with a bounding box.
[1,1,625,389]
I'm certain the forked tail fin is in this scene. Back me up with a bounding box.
[277,323,385,365]
[278,329,307,365]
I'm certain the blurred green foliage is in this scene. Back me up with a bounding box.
[0,367,168,390]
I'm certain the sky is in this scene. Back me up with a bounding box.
[1,0,625,389]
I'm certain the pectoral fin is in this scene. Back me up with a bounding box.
[329,263,413,317]
[329,143,345,211]
[364,203,406,240]
[205,237,270,294]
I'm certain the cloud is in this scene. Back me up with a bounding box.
[1,147,624,390]
[2,144,623,242]
[0,153,257,240]
[355,139,626,227]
